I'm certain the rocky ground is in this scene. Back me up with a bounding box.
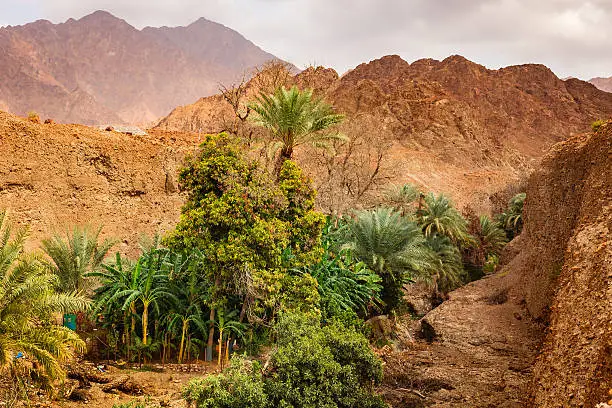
[379,265,543,408]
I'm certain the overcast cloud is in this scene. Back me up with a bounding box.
[1,0,611,79]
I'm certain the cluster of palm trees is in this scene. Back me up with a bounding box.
[0,211,88,388]
[327,187,510,311]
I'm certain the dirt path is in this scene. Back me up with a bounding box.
[52,362,219,408]
[380,272,543,407]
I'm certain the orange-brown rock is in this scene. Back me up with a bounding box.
[0,110,196,255]
[156,55,612,213]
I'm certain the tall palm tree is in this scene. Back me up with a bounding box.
[249,85,345,173]
[42,225,116,294]
[344,208,435,311]
[418,193,471,244]
[0,210,87,385]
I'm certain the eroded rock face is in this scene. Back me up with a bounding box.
[523,126,612,407]
[0,110,191,256]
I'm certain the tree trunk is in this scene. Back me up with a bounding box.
[123,310,130,361]
[207,308,216,361]
[178,320,188,363]
[225,338,230,364]
[217,330,223,367]
[142,300,150,345]
[129,304,137,361]
[274,144,293,176]
[238,296,251,323]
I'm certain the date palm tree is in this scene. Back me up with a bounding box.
[0,210,87,386]
[497,193,526,238]
[418,193,471,245]
[425,235,466,294]
[344,208,435,311]
[42,225,116,294]
[384,184,420,216]
[249,85,345,173]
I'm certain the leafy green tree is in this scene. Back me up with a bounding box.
[0,210,87,386]
[165,133,325,360]
[249,86,345,173]
[418,193,471,245]
[266,313,385,408]
[344,208,434,311]
[183,358,268,408]
[42,225,116,293]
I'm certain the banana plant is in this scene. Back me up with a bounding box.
[210,309,245,367]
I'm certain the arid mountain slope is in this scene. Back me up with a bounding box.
[0,11,282,125]
[0,110,195,255]
[381,124,611,407]
[156,55,612,213]
[589,76,612,93]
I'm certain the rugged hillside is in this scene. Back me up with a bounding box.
[521,125,611,407]
[589,76,612,93]
[0,11,282,125]
[156,55,612,213]
[0,110,195,255]
[381,124,611,407]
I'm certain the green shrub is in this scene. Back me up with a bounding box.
[183,358,268,408]
[483,254,500,274]
[183,313,387,408]
[592,119,606,132]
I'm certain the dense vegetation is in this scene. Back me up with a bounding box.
[0,86,525,407]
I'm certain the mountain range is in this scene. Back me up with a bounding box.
[156,54,612,213]
[0,10,284,125]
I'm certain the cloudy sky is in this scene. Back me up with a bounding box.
[1,0,611,79]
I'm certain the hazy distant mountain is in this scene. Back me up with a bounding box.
[0,10,286,125]
[589,77,612,93]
